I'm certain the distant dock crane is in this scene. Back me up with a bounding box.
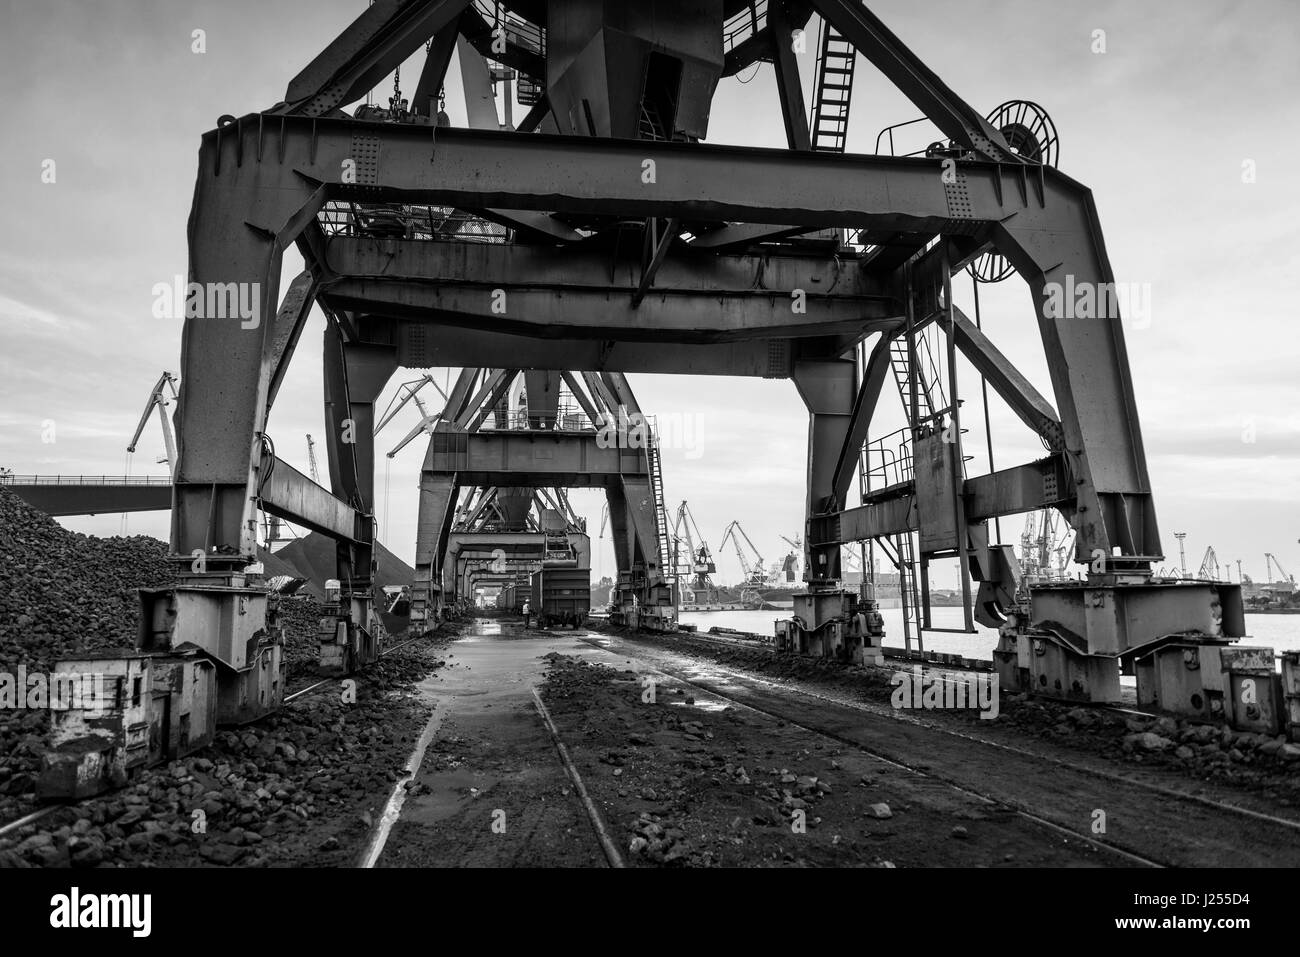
[126,371,179,477]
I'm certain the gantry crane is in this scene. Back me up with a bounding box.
[98,0,1263,779]
[126,371,179,477]
[670,501,717,602]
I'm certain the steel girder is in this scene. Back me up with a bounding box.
[363,323,818,377]
[197,118,1022,226]
[260,455,362,542]
[811,456,1073,545]
[768,1,813,152]
[942,305,1064,451]
[275,0,472,117]
[318,237,900,343]
[830,333,895,507]
[422,430,649,487]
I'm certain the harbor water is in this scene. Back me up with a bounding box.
[679,606,1300,661]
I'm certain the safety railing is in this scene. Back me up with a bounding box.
[874,115,949,158]
[861,428,914,493]
[471,1,544,55]
[723,1,769,52]
[477,407,595,432]
[0,474,172,486]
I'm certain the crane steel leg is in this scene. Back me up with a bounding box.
[413,470,459,628]
[320,329,397,672]
[160,172,323,731]
[779,358,882,662]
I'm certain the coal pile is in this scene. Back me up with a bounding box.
[263,534,414,602]
[0,489,176,673]
[277,595,325,681]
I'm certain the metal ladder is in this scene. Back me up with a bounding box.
[647,438,671,573]
[889,336,948,427]
[811,20,856,152]
[638,102,668,141]
[895,531,923,650]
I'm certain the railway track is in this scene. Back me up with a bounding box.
[572,634,1162,867]
[359,624,624,868]
[0,628,449,841]
[575,631,1300,867]
[658,628,1300,814]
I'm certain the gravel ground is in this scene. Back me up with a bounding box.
[537,654,1104,867]
[0,636,457,868]
[0,488,454,865]
[622,630,1300,807]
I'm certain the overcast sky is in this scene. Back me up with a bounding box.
[1,0,1297,589]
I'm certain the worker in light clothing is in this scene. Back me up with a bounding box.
[521,601,531,628]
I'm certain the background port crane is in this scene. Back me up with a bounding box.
[126,371,179,477]
[1265,553,1295,589]
[306,435,321,485]
[375,374,447,459]
[670,501,717,603]
[719,520,766,588]
[1198,546,1220,581]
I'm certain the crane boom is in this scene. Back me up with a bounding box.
[719,520,764,584]
[126,371,179,474]
[374,374,446,435]
[306,434,321,485]
[1198,546,1219,580]
[1266,553,1294,584]
[671,501,696,567]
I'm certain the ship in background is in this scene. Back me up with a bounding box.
[757,535,919,607]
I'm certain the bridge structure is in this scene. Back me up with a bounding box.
[0,475,172,516]
[34,0,1254,769]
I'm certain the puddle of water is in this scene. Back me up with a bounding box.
[666,697,730,713]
